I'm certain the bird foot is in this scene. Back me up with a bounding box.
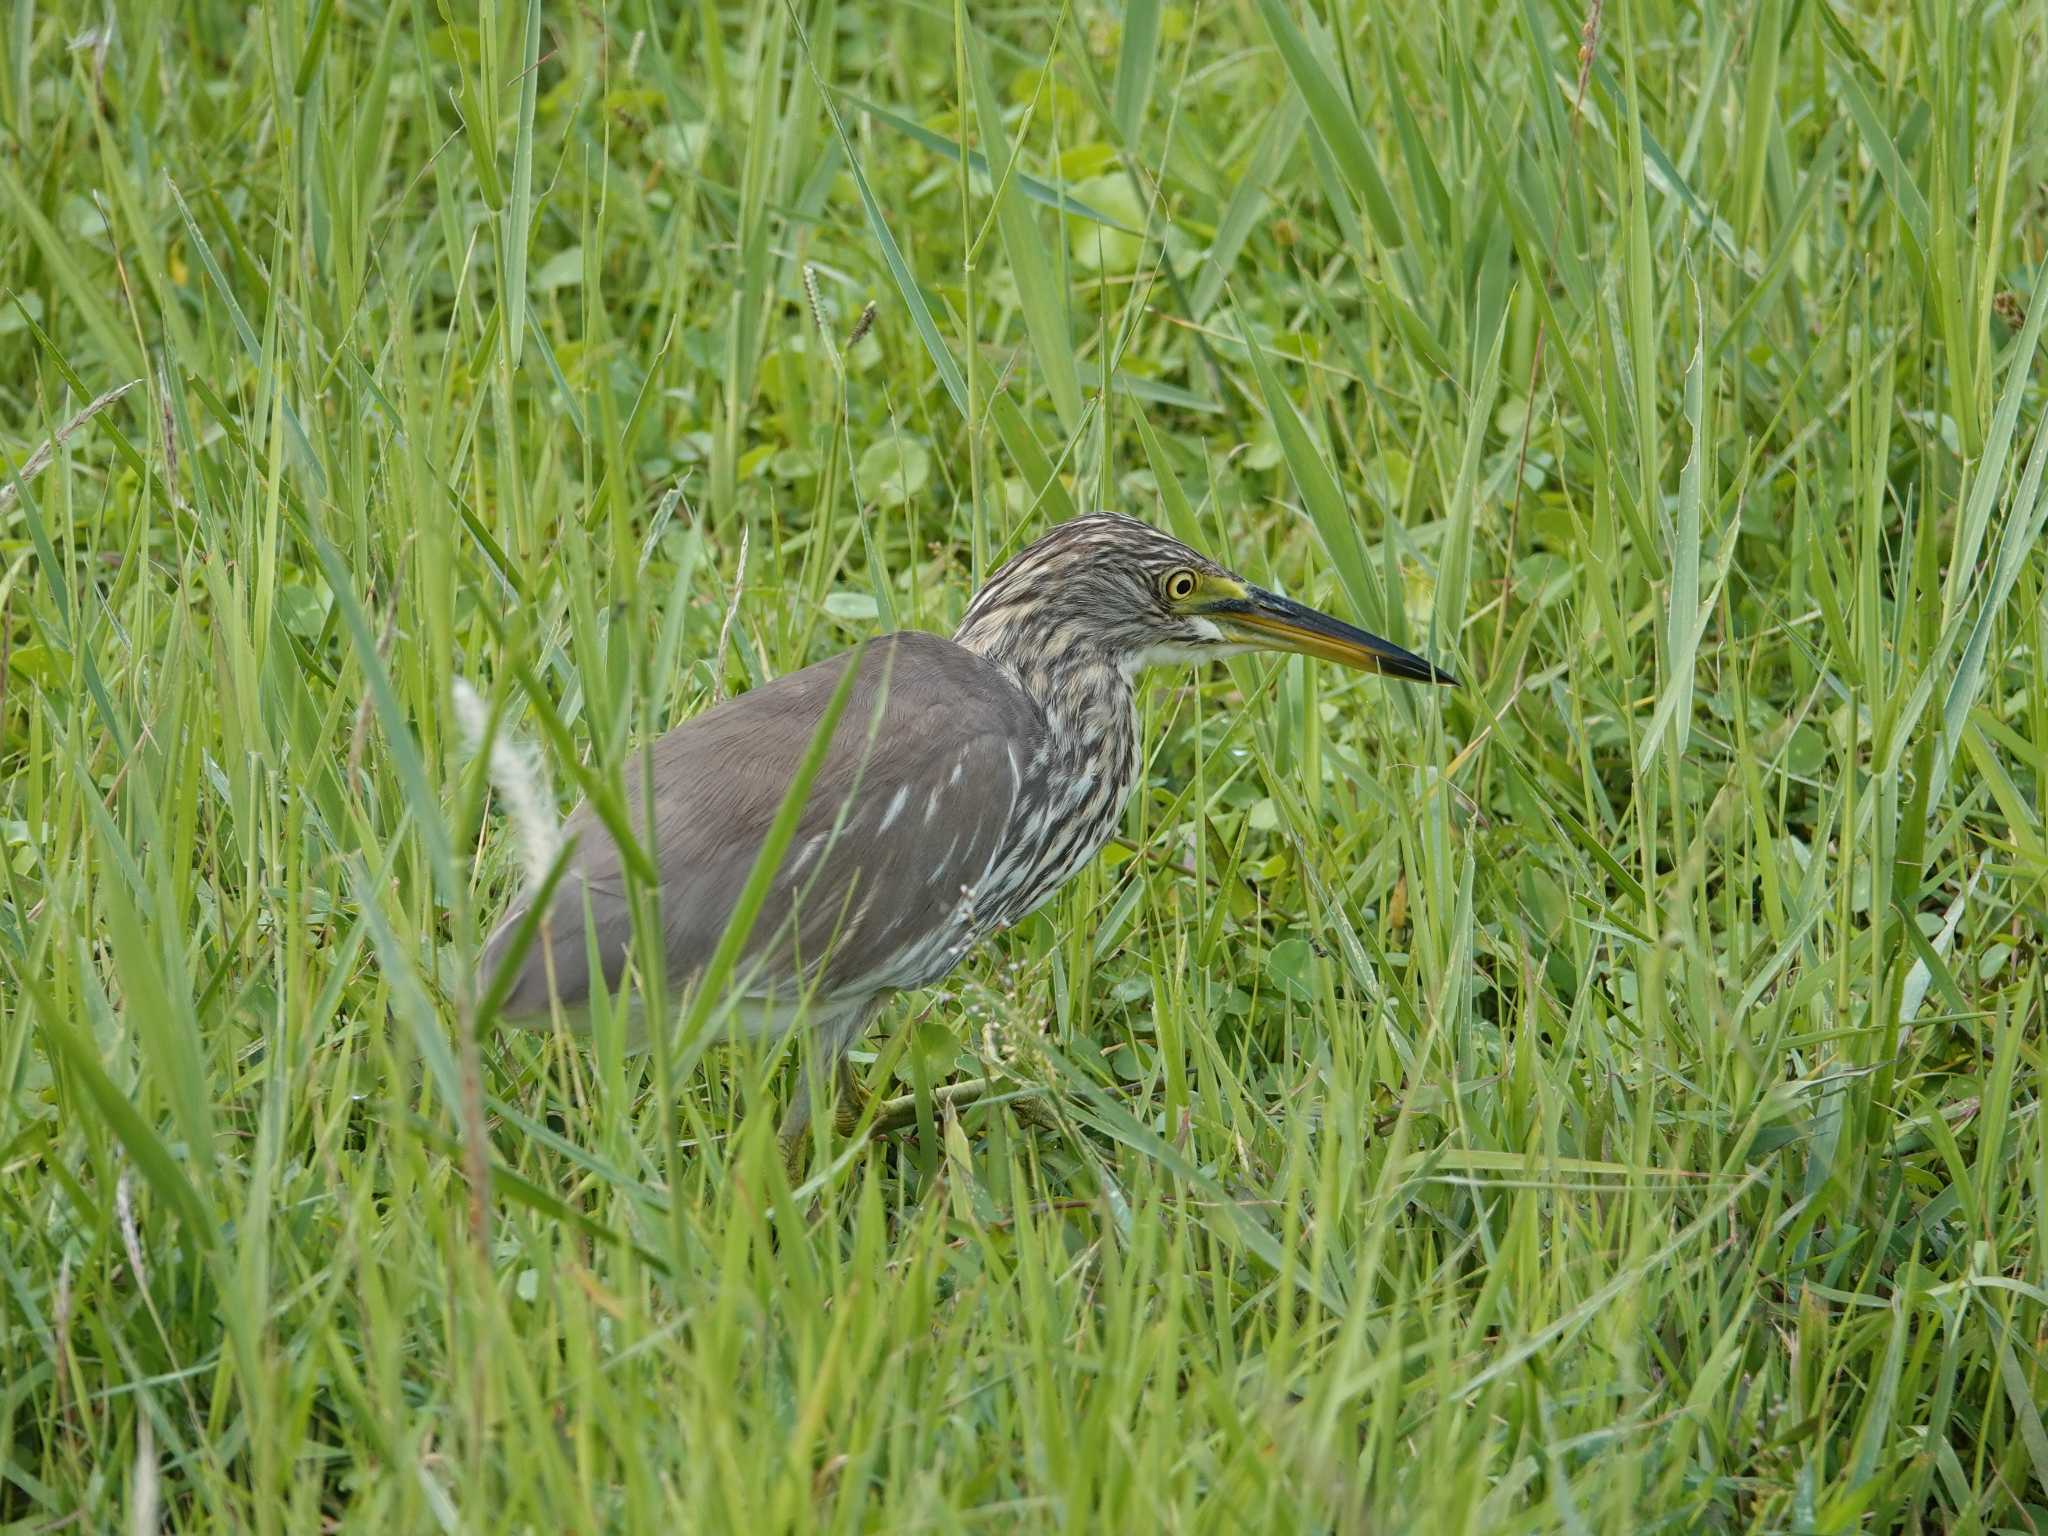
[783,1061,1054,1176]
[865,1073,1048,1135]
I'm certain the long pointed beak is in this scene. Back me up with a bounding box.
[1218,586,1458,686]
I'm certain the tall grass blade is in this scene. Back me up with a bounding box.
[306,526,460,909]
[1638,292,1709,773]
[964,24,1084,433]
[798,83,969,418]
[1111,0,1161,144]
[843,95,1133,229]
[18,969,220,1257]
[1236,316,1390,633]
[1190,99,1305,320]
[502,0,541,370]
[1253,0,1405,248]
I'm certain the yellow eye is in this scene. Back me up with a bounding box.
[1164,570,1199,601]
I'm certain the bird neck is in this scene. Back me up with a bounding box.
[953,618,1138,789]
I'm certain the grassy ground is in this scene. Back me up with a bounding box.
[4,0,2046,1528]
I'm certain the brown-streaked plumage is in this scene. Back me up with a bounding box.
[480,513,1455,1149]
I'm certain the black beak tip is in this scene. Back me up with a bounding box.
[1382,649,1458,688]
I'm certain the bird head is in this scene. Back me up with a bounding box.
[955,513,1458,687]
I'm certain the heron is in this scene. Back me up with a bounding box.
[480,513,1454,1159]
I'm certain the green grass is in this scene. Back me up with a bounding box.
[4,0,2047,1528]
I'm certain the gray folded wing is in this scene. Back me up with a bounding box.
[481,631,1044,1022]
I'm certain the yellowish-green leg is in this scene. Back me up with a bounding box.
[832,1053,870,1136]
[779,1002,880,1180]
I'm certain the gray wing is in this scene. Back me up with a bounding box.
[481,632,1041,1020]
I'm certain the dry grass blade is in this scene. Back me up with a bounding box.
[0,379,141,508]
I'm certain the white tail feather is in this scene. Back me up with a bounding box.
[453,677,561,893]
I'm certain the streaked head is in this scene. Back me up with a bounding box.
[953,513,1457,686]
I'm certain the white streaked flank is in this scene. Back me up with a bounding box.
[877,784,909,833]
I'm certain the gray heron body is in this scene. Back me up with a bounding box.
[480,513,1454,1143]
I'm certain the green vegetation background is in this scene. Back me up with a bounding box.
[3,0,2045,1529]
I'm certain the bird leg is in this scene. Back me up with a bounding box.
[778,1101,818,1185]
[832,1053,871,1135]
[778,1001,882,1180]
